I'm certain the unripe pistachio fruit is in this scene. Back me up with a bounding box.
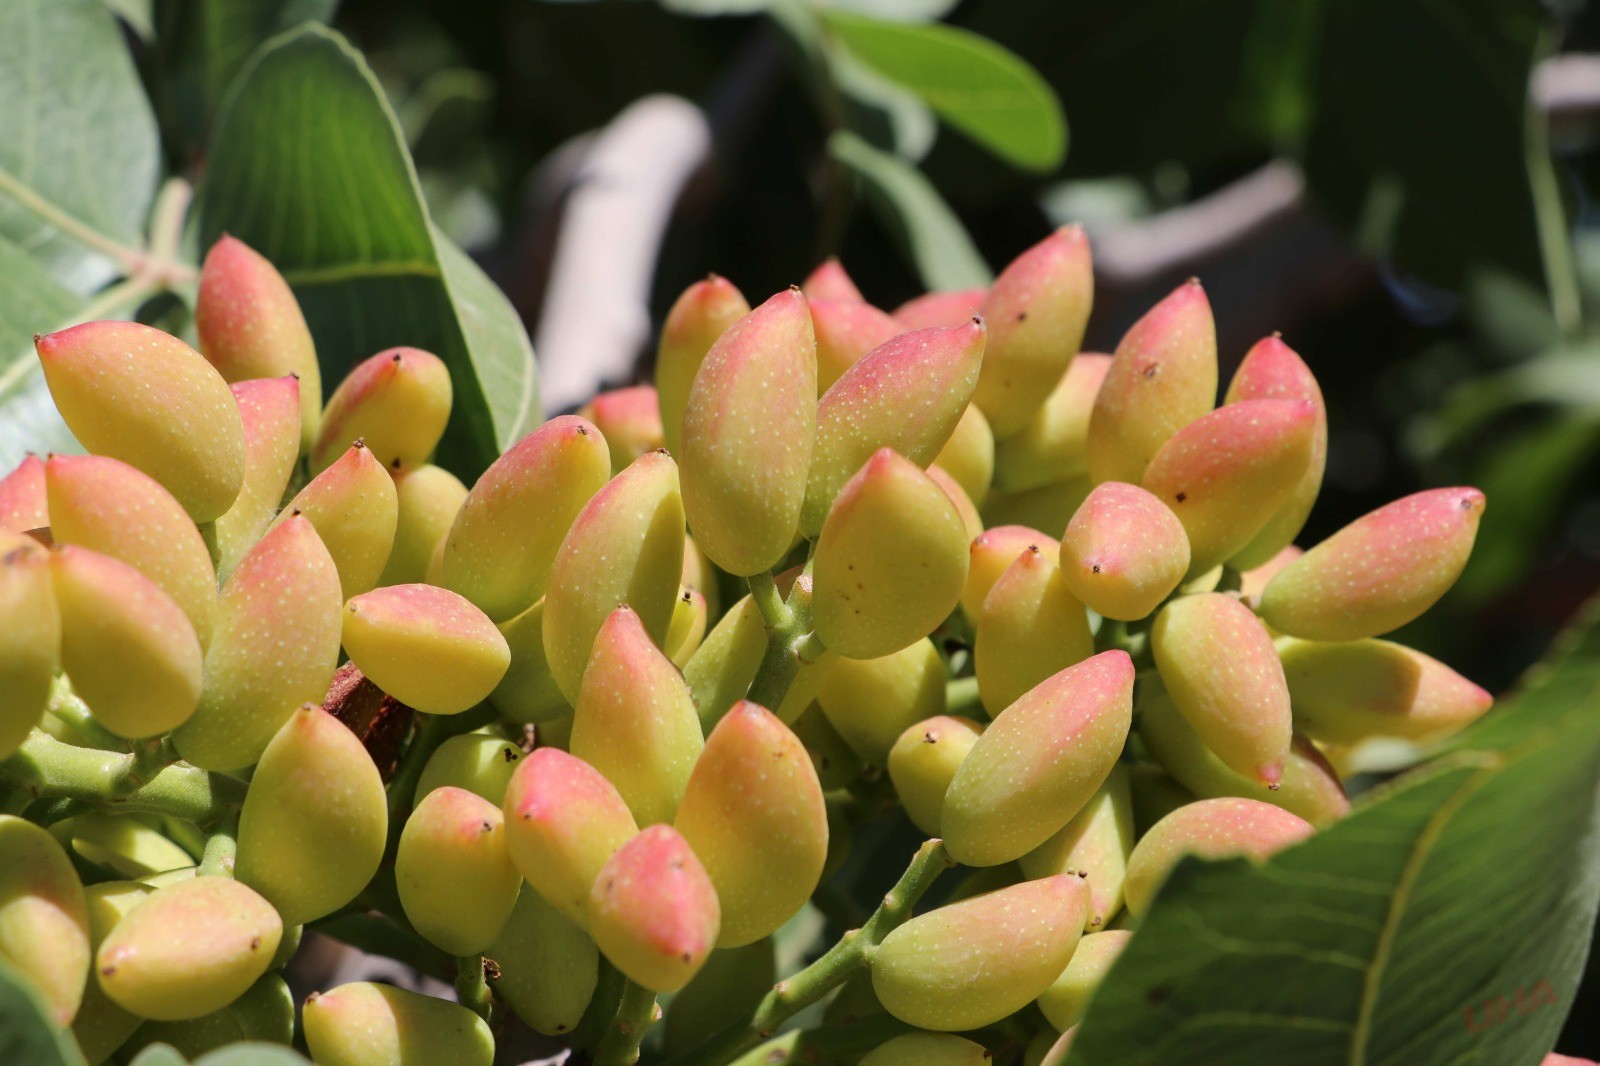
[0,815,90,1025]
[872,874,1088,1031]
[303,983,493,1066]
[657,274,750,457]
[312,346,453,472]
[0,534,57,760]
[975,546,1094,717]
[1059,481,1189,620]
[342,584,510,715]
[0,454,48,533]
[893,287,988,330]
[273,440,398,600]
[587,824,720,992]
[35,321,246,522]
[1123,797,1314,915]
[397,786,521,955]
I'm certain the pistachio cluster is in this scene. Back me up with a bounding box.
[0,228,1490,1066]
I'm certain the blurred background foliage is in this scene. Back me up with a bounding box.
[91,0,1600,1055]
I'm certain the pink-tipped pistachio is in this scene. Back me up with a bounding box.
[680,289,817,575]
[817,637,946,764]
[1136,685,1349,825]
[0,454,47,533]
[0,536,57,760]
[543,451,686,703]
[503,748,639,928]
[1037,929,1131,1031]
[213,377,302,581]
[235,705,388,926]
[489,886,599,1036]
[974,227,1094,438]
[1018,763,1134,930]
[1059,481,1190,620]
[272,441,397,599]
[173,516,342,771]
[45,455,217,647]
[943,652,1133,866]
[1123,797,1314,915]
[801,321,986,536]
[311,347,453,472]
[572,606,705,826]
[862,1033,991,1066]
[1278,638,1493,745]
[657,275,751,457]
[887,715,984,835]
[674,701,827,947]
[1257,488,1486,641]
[926,463,984,543]
[379,463,468,587]
[579,385,666,473]
[975,547,1095,717]
[0,815,89,1025]
[397,787,522,955]
[802,257,866,303]
[665,586,709,667]
[893,287,989,330]
[1240,545,1302,600]
[932,402,995,507]
[195,235,321,450]
[417,733,523,805]
[981,477,1093,539]
[1224,336,1327,569]
[1086,280,1218,485]
[872,875,1088,1031]
[96,876,281,1021]
[52,545,202,738]
[36,322,246,522]
[441,415,611,622]
[1140,399,1318,576]
[813,449,969,659]
[994,353,1112,491]
[342,584,511,715]
[587,825,720,992]
[303,983,493,1066]
[963,525,1055,620]
[489,600,571,724]
[1151,593,1291,787]
[810,298,903,390]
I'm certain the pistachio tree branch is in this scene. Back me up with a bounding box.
[671,839,954,1066]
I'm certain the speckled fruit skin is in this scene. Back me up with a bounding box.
[311,346,453,472]
[1037,929,1132,1031]
[1277,638,1493,745]
[0,534,57,760]
[809,298,903,390]
[1019,763,1134,930]
[871,874,1088,1031]
[674,701,826,947]
[975,546,1094,717]
[995,352,1111,491]
[0,815,89,1026]
[942,651,1133,867]
[1258,488,1485,641]
[679,288,816,576]
[213,377,301,582]
[396,786,521,955]
[861,1032,992,1066]
[488,886,599,1036]
[342,583,510,715]
[1058,481,1189,621]
[656,275,750,457]
[271,441,398,600]
[303,982,494,1066]
[1123,797,1314,916]
[887,715,984,835]
[0,454,48,533]
[587,825,720,992]
[1086,280,1216,486]
[1151,592,1292,788]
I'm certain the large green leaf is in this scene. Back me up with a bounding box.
[1068,599,1600,1065]
[829,131,991,292]
[0,956,85,1066]
[0,0,162,469]
[199,24,538,478]
[823,12,1065,172]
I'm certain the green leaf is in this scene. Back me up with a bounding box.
[100,0,154,39]
[154,0,343,153]
[828,131,990,292]
[823,12,1065,172]
[0,956,85,1066]
[1069,599,1600,1065]
[821,0,960,22]
[0,0,162,470]
[199,23,538,478]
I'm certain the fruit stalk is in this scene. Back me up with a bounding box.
[455,955,499,1027]
[592,978,660,1066]
[670,839,954,1066]
[0,732,245,824]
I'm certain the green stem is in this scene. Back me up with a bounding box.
[0,166,147,272]
[143,178,198,288]
[106,738,177,797]
[198,819,237,877]
[671,839,954,1066]
[1528,25,1583,339]
[945,675,981,716]
[0,732,245,825]
[43,676,124,751]
[592,978,659,1066]
[749,571,792,630]
[455,955,496,1026]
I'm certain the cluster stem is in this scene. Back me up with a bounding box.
[668,839,954,1066]
[0,732,245,826]
[591,978,660,1066]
